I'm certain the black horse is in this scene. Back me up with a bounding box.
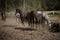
[25,11,35,27]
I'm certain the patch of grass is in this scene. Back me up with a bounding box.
[48,12,59,17]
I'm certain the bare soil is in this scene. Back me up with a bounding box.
[0,17,60,40]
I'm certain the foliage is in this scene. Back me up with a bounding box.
[0,0,60,12]
[42,0,60,11]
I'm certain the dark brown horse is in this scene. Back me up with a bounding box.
[25,11,35,27]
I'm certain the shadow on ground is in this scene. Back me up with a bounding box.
[49,28,60,33]
[2,25,37,31]
[2,25,17,27]
[14,27,37,31]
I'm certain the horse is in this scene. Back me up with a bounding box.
[25,11,35,28]
[15,9,24,25]
[35,11,48,27]
[25,11,48,28]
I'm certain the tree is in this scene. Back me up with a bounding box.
[42,0,60,11]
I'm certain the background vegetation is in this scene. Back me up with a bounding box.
[0,0,60,12]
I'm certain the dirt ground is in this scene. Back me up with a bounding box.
[0,17,60,40]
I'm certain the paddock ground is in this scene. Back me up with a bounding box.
[0,15,60,40]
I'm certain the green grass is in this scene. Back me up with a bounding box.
[48,13,59,17]
[48,15,58,17]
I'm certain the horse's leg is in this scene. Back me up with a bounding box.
[30,19,34,28]
[39,19,42,29]
[1,16,5,24]
[30,19,32,28]
[28,19,30,27]
[36,19,38,29]
[28,22,30,26]
[16,18,20,26]
[43,19,48,28]
[39,19,43,29]
[39,20,40,29]
[32,19,34,28]
[21,18,25,26]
